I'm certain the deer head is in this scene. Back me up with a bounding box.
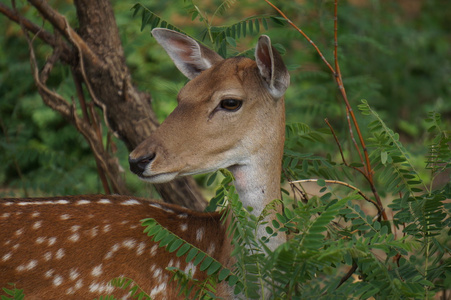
[129,29,290,203]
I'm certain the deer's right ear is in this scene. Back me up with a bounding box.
[152,28,224,80]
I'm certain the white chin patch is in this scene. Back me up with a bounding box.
[141,172,178,184]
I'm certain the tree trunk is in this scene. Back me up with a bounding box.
[72,0,206,211]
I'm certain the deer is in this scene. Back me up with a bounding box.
[0,28,289,299]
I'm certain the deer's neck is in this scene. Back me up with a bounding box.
[227,102,286,251]
[228,152,284,251]
[229,159,281,217]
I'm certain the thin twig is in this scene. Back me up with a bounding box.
[291,179,381,213]
[336,261,358,290]
[324,118,369,180]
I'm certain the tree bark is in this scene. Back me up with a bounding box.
[4,0,207,210]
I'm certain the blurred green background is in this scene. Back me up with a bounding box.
[0,0,449,197]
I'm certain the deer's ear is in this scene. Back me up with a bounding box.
[152,28,224,80]
[255,35,290,99]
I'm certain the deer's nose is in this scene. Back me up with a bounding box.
[129,154,156,176]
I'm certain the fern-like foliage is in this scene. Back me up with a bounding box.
[425,111,451,181]
[0,284,25,300]
[359,99,427,197]
[131,2,286,58]
[140,209,238,298]
[131,3,183,33]
[94,277,151,300]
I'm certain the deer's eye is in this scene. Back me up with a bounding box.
[220,99,242,111]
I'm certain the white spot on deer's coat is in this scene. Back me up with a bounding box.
[150,244,158,257]
[177,213,188,219]
[89,226,99,237]
[53,275,63,286]
[68,233,80,242]
[196,227,205,242]
[136,242,146,256]
[91,264,103,277]
[56,200,69,204]
[31,212,40,218]
[69,268,80,280]
[2,253,12,262]
[71,225,81,232]
[48,237,57,246]
[76,200,90,205]
[44,269,54,278]
[207,243,216,256]
[15,228,24,236]
[103,224,111,233]
[152,268,162,279]
[104,243,120,259]
[32,221,42,229]
[55,248,65,259]
[121,199,141,205]
[60,214,70,220]
[185,262,196,276]
[98,199,111,204]
[17,260,38,272]
[1,213,11,218]
[43,251,52,261]
[180,224,188,232]
[149,203,163,209]
[12,244,19,250]
[88,281,114,294]
[75,279,83,290]
[150,283,167,298]
[149,264,156,272]
[123,239,136,249]
[35,237,45,244]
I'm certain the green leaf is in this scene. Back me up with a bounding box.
[218,268,231,281]
[206,172,217,186]
[207,261,222,276]
[200,256,214,271]
[186,248,198,263]
[167,238,184,253]
[176,243,191,257]
[317,179,326,187]
[226,36,236,47]
[381,151,388,164]
[193,252,206,266]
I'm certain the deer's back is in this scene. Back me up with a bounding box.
[0,195,226,299]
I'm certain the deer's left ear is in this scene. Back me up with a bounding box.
[255,35,290,99]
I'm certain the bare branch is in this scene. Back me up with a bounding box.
[0,2,73,63]
[28,0,100,66]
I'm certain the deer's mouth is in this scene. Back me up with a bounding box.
[139,172,179,184]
